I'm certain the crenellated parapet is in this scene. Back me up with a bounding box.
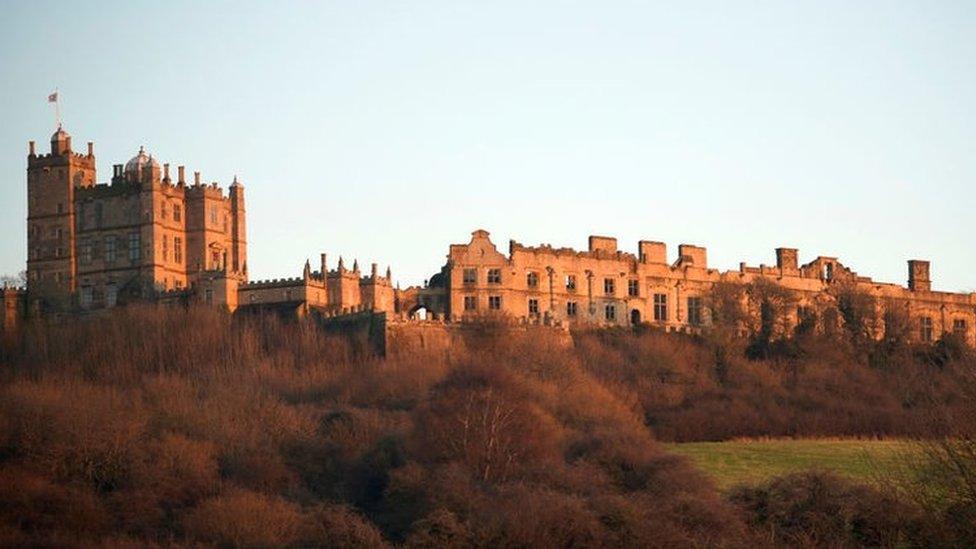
[241,277,307,289]
[431,229,976,343]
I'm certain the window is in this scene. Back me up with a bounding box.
[464,295,477,311]
[687,297,703,326]
[174,237,182,264]
[173,205,182,222]
[566,301,578,317]
[104,236,117,263]
[528,298,539,315]
[175,280,184,289]
[527,272,539,288]
[105,284,117,307]
[604,278,615,296]
[628,279,639,297]
[80,240,92,265]
[210,206,217,224]
[919,316,933,342]
[128,232,140,261]
[605,304,616,321]
[161,203,167,220]
[162,235,169,261]
[653,293,668,322]
[953,319,967,336]
[487,269,502,284]
[463,268,477,284]
[488,295,501,310]
[55,247,62,258]
[80,286,93,308]
[565,275,577,291]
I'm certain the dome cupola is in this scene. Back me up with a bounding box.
[50,125,71,154]
[124,146,161,179]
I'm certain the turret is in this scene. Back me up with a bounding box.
[26,125,97,304]
[50,126,71,155]
[229,175,247,275]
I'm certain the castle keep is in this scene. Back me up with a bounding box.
[2,126,973,347]
[5,126,393,324]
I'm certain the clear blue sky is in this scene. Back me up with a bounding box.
[1,1,973,291]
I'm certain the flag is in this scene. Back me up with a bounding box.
[48,92,58,103]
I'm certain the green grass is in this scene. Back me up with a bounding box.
[666,439,917,491]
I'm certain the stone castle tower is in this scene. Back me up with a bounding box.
[25,126,247,312]
[26,127,97,304]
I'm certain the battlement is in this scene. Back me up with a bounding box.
[27,150,96,168]
[509,238,639,263]
[75,180,142,199]
[509,240,633,261]
[241,277,306,289]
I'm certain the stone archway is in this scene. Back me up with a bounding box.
[408,303,430,321]
[630,308,642,325]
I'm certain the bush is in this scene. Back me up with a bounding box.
[183,489,305,546]
[0,305,966,545]
[730,471,919,547]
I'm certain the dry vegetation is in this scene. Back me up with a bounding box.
[0,290,973,547]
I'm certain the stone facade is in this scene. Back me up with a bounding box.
[16,126,975,346]
[0,286,26,339]
[408,230,975,345]
[23,126,394,319]
[26,127,247,312]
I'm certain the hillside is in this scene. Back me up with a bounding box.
[0,307,973,547]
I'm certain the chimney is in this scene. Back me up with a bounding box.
[776,248,798,272]
[371,263,378,278]
[908,260,931,292]
[163,163,170,181]
[87,142,93,156]
[320,253,327,275]
[178,165,185,183]
[194,171,200,185]
[28,141,35,156]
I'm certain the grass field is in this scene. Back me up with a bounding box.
[666,439,918,491]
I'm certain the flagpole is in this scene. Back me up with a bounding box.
[55,88,61,129]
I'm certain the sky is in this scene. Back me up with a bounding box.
[1,1,973,291]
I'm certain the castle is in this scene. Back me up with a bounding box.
[2,126,974,348]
